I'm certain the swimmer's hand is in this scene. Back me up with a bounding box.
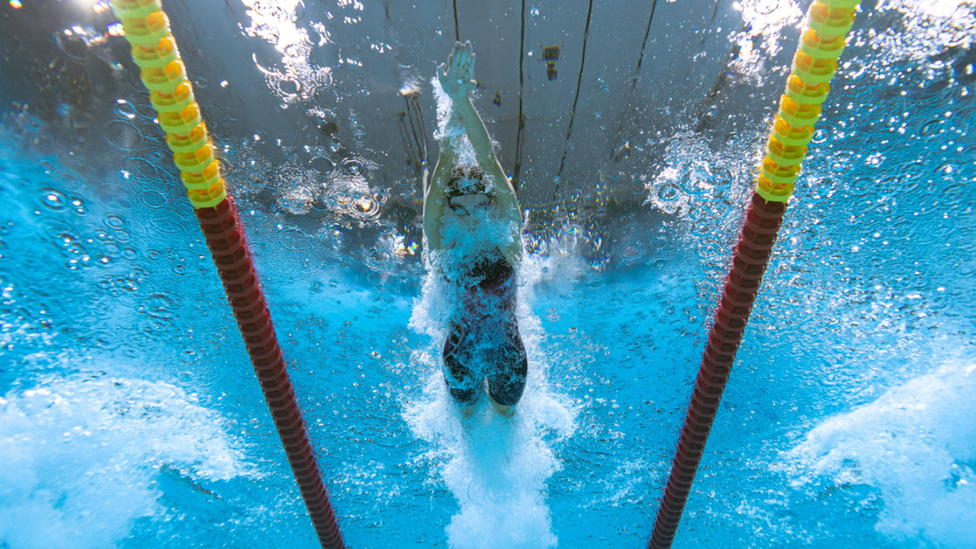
[438,40,477,101]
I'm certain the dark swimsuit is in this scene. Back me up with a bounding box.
[441,253,527,407]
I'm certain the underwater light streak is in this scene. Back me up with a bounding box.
[241,0,332,104]
[399,75,422,96]
[729,0,804,81]
[878,0,976,62]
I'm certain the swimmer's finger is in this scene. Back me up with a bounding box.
[450,51,463,74]
[456,51,472,80]
[452,43,467,64]
[454,53,466,76]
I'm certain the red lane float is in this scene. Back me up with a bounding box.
[195,198,344,548]
[648,195,786,549]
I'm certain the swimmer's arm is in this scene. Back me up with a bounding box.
[439,41,521,220]
[452,96,521,218]
[423,182,445,252]
[423,106,462,252]
[456,97,523,265]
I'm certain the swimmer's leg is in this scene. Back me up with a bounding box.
[487,324,527,415]
[443,324,480,413]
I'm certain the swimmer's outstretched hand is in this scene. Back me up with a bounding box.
[438,40,477,101]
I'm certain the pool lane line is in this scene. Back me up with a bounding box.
[552,0,595,204]
[647,1,862,547]
[108,1,345,547]
[453,0,460,42]
[603,0,659,164]
[511,0,527,192]
[630,0,659,90]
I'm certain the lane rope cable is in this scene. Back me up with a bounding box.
[647,1,862,547]
[108,1,345,547]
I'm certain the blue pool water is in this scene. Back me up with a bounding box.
[2,0,976,548]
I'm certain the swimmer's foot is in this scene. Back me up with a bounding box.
[489,396,515,418]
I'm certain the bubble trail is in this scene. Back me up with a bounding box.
[404,359,575,549]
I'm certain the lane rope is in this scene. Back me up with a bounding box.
[109,1,345,547]
[647,1,862,547]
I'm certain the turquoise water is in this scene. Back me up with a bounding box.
[2,0,976,548]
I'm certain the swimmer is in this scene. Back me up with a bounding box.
[424,41,527,417]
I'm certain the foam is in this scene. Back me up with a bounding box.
[404,363,574,549]
[436,209,518,270]
[785,360,976,547]
[0,374,245,549]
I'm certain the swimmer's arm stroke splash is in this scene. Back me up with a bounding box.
[424,41,522,263]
